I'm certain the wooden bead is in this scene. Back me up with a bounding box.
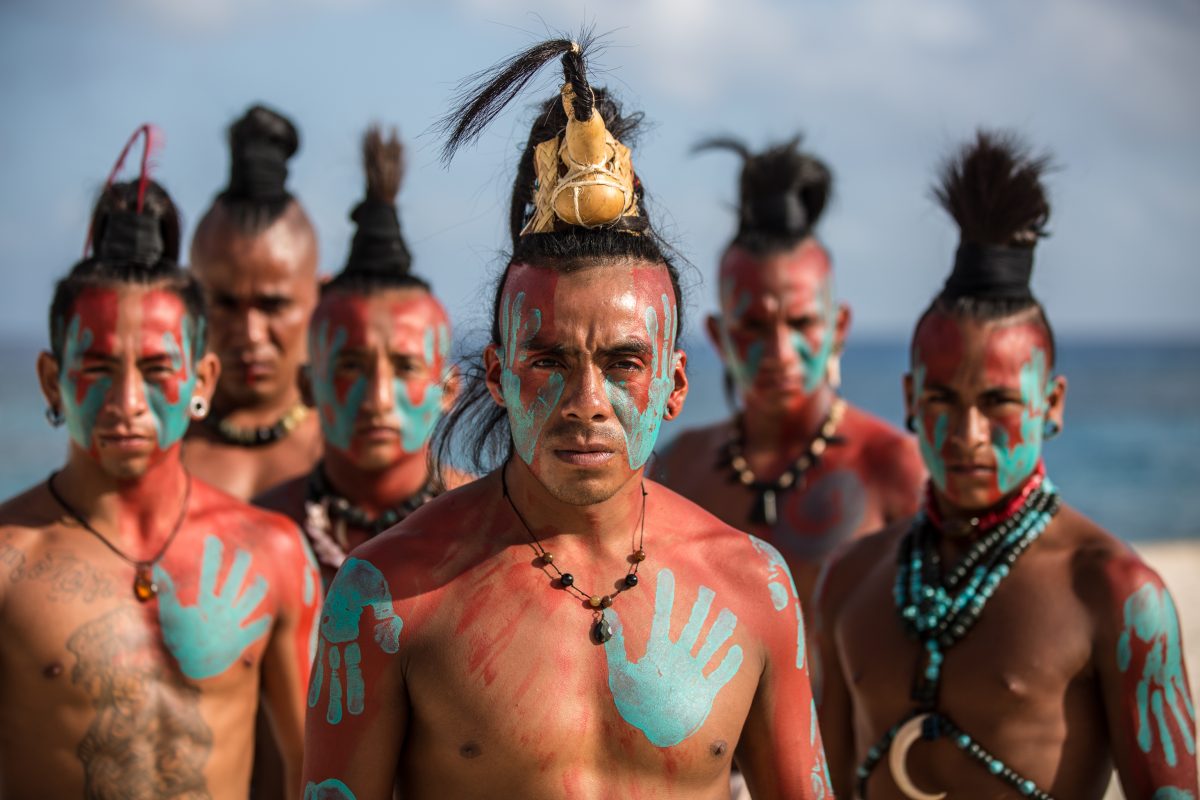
[600,595,613,608]
[541,552,554,565]
[632,550,646,563]
[589,595,602,608]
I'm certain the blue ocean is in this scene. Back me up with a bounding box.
[3,338,1197,542]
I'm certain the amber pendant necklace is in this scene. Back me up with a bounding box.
[47,471,192,602]
[500,463,646,644]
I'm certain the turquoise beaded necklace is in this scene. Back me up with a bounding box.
[857,471,1061,799]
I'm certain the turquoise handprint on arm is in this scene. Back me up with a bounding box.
[305,778,356,799]
[604,294,678,470]
[750,536,806,670]
[155,535,273,680]
[499,291,564,464]
[1117,582,1196,768]
[308,557,402,725]
[603,568,744,747]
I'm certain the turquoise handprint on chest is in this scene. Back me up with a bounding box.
[602,568,744,747]
[155,535,273,680]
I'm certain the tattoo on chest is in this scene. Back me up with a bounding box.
[66,606,213,799]
[0,544,116,603]
[603,568,744,747]
[1116,583,1196,769]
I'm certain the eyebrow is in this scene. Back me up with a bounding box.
[522,337,654,360]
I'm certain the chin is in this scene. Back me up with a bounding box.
[941,483,1002,513]
[347,443,404,473]
[533,462,629,506]
[98,456,153,481]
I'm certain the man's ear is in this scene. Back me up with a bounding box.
[663,350,689,421]
[902,372,915,423]
[834,302,852,351]
[190,351,221,409]
[483,344,506,408]
[1045,374,1067,434]
[298,363,314,407]
[37,351,63,415]
[704,314,723,353]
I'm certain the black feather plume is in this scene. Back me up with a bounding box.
[933,130,1052,247]
[438,35,599,164]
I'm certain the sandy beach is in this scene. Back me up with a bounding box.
[1103,540,1200,798]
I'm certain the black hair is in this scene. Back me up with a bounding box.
[49,179,206,360]
[322,126,429,298]
[912,130,1056,364]
[213,104,301,234]
[696,135,832,255]
[432,36,685,474]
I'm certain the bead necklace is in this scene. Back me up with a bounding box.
[856,474,1061,800]
[500,464,646,644]
[47,470,192,602]
[304,465,438,571]
[724,397,845,526]
[204,403,309,448]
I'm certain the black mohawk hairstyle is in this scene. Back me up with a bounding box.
[216,103,301,232]
[933,130,1052,249]
[695,135,832,254]
[325,125,426,295]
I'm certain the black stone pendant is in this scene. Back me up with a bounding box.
[593,615,613,644]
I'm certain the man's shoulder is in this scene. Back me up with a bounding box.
[842,405,922,471]
[190,478,306,555]
[1057,506,1168,616]
[0,481,58,536]
[815,518,907,612]
[654,421,729,468]
[251,473,307,526]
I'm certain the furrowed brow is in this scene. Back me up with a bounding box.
[599,339,653,360]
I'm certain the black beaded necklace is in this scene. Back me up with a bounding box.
[203,403,309,448]
[856,475,1062,800]
[500,464,645,645]
[724,397,845,526]
[307,464,436,539]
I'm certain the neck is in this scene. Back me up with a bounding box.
[501,459,646,547]
[212,384,303,427]
[54,448,190,548]
[928,463,1047,543]
[321,448,432,517]
[738,385,835,478]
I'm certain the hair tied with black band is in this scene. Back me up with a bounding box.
[343,126,412,278]
[694,135,832,250]
[224,104,299,204]
[933,130,1053,303]
[86,124,166,268]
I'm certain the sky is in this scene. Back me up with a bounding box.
[1,0,1197,349]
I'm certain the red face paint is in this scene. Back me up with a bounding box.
[716,242,835,417]
[497,262,679,499]
[310,289,451,469]
[59,286,197,477]
[910,312,1053,510]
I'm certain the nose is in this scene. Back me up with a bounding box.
[764,322,798,366]
[950,405,991,450]
[109,364,148,420]
[228,306,269,348]
[363,357,395,413]
[561,365,610,423]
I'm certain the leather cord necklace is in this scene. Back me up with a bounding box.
[47,470,191,602]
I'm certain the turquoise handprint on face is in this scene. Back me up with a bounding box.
[309,557,402,725]
[910,358,949,491]
[603,568,744,747]
[59,315,110,451]
[499,291,565,464]
[1117,582,1196,768]
[749,536,805,670]
[992,347,1050,494]
[310,320,368,451]
[155,535,273,680]
[395,324,448,454]
[146,318,198,450]
[604,294,678,470]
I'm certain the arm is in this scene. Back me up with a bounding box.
[259,520,322,800]
[812,553,858,798]
[1091,552,1197,800]
[736,537,831,800]
[302,555,407,800]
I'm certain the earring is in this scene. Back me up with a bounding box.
[1043,419,1061,440]
[826,353,842,391]
[905,415,917,433]
[45,406,65,427]
[189,396,209,420]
